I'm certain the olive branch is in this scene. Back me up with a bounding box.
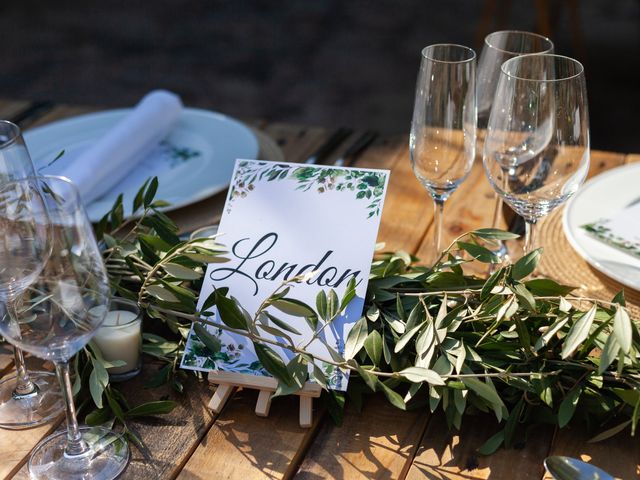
[75,177,640,453]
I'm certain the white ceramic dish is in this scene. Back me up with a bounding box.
[563,162,640,291]
[24,108,259,222]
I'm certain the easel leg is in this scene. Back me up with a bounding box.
[208,384,234,413]
[255,390,273,417]
[299,396,313,428]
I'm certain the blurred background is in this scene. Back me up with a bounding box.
[1,0,638,151]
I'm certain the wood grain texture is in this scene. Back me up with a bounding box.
[0,343,15,376]
[117,366,216,480]
[0,99,31,120]
[541,424,640,480]
[0,421,61,480]
[373,144,435,254]
[178,389,312,480]
[294,395,429,480]
[626,153,640,164]
[26,104,100,129]
[406,413,553,480]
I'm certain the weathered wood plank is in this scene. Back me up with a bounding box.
[406,413,553,480]
[118,368,216,479]
[26,105,100,130]
[541,424,639,480]
[295,395,428,480]
[0,420,61,480]
[178,389,313,480]
[626,153,640,164]
[0,359,64,480]
[0,100,32,121]
[0,343,15,377]
[9,362,216,480]
[374,144,435,254]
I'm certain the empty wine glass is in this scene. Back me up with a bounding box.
[0,176,129,480]
[477,31,554,258]
[477,31,554,128]
[0,120,63,429]
[483,54,589,254]
[410,44,477,262]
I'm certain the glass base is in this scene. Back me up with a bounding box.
[29,426,129,480]
[108,359,142,383]
[0,371,63,429]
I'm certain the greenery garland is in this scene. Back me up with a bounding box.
[82,178,638,453]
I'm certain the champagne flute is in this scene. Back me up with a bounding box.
[410,44,477,262]
[0,176,128,480]
[483,54,589,254]
[0,120,63,429]
[477,31,554,257]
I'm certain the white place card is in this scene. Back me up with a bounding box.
[582,202,640,259]
[181,159,390,390]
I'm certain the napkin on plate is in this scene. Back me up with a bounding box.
[582,202,640,258]
[60,90,183,205]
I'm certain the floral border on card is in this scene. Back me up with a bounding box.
[226,161,386,219]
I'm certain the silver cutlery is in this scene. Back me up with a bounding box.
[333,130,378,167]
[544,456,615,480]
[304,127,353,164]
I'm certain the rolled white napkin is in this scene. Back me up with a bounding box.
[61,90,183,204]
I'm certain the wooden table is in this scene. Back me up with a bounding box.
[0,99,638,480]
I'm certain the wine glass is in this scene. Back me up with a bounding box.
[483,54,589,254]
[0,176,129,480]
[0,120,63,429]
[477,31,554,129]
[477,31,554,257]
[410,44,477,262]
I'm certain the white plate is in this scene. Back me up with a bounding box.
[563,162,640,291]
[24,108,259,222]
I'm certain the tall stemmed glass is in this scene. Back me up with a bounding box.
[0,176,129,480]
[0,120,63,429]
[477,31,554,256]
[410,44,477,262]
[477,31,554,128]
[483,54,590,254]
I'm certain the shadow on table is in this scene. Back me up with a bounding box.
[295,393,427,479]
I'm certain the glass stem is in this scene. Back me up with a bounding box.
[12,346,37,397]
[55,360,88,457]
[524,219,538,254]
[490,194,503,230]
[5,300,37,398]
[432,198,445,259]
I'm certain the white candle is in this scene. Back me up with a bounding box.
[93,310,141,375]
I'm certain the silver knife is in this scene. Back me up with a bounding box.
[334,130,378,167]
[304,127,353,164]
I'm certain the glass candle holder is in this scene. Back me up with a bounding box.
[92,298,142,382]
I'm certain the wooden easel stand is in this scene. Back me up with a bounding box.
[208,371,322,428]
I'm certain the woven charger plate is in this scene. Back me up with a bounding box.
[537,207,640,318]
